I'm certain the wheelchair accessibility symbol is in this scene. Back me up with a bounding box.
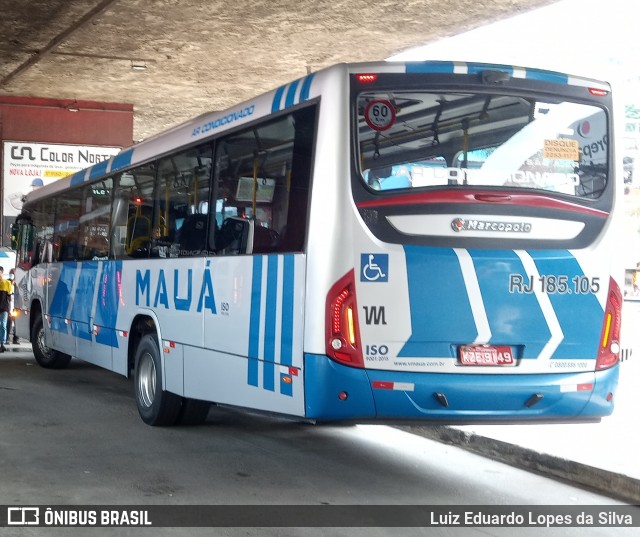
[361,253,389,282]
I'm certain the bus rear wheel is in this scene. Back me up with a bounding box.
[31,314,72,369]
[134,334,181,426]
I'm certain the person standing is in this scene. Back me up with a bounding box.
[5,268,17,344]
[0,267,13,352]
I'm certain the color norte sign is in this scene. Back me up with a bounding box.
[2,141,121,216]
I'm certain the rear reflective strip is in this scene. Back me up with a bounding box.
[373,381,415,391]
[560,383,594,392]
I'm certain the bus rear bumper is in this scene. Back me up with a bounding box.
[303,354,619,422]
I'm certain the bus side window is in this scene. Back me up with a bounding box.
[252,223,279,253]
[24,198,52,264]
[155,143,213,257]
[110,195,129,258]
[114,164,156,259]
[17,197,54,267]
[175,213,208,253]
[53,190,82,262]
[125,203,152,258]
[216,216,249,254]
[79,178,113,260]
[212,104,316,255]
[13,217,36,270]
[40,240,52,264]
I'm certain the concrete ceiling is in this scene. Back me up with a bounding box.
[0,0,558,143]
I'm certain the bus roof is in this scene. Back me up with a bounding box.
[22,60,611,208]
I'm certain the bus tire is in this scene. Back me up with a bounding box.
[176,398,211,426]
[31,314,72,369]
[134,334,181,426]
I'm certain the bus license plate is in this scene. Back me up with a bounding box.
[459,345,515,366]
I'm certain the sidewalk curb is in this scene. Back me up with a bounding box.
[397,425,640,504]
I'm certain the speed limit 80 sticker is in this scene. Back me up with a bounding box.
[364,99,396,131]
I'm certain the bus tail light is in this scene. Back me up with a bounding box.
[596,277,622,370]
[326,270,364,368]
[356,73,378,84]
[588,87,609,97]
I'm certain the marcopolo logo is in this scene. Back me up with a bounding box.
[451,218,532,233]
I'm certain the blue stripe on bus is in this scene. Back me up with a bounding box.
[272,75,314,113]
[406,61,456,74]
[524,68,569,84]
[284,80,300,109]
[248,256,263,387]
[299,73,315,102]
[531,251,602,358]
[49,261,122,347]
[399,247,603,360]
[94,261,122,347]
[280,255,295,367]
[70,261,98,341]
[272,85,286,113]
[70,170,86,186]
[468,63,514,76]
[280,373,293,397]
[49,262,79,334]
[406,62,570,85]
[398,246,476,357]
[246,255,297,393]
[468,249,549,356]
[111,148,134,173]
[262,256,279,391]
[89,160,109,180]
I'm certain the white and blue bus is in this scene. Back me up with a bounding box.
[11,61,623,426]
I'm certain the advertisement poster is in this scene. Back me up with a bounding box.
[2,141,121,217]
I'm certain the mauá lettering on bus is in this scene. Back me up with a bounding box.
[135,263,217,314]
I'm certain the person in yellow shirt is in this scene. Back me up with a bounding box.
[5,268,18,344]
[0,267,13,353]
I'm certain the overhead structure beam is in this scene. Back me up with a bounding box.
[0,0,118,88]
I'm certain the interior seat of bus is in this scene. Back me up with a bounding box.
[176,213,208,253]
[125,208,151,256]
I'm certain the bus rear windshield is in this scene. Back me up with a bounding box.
[356,90,608,199]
